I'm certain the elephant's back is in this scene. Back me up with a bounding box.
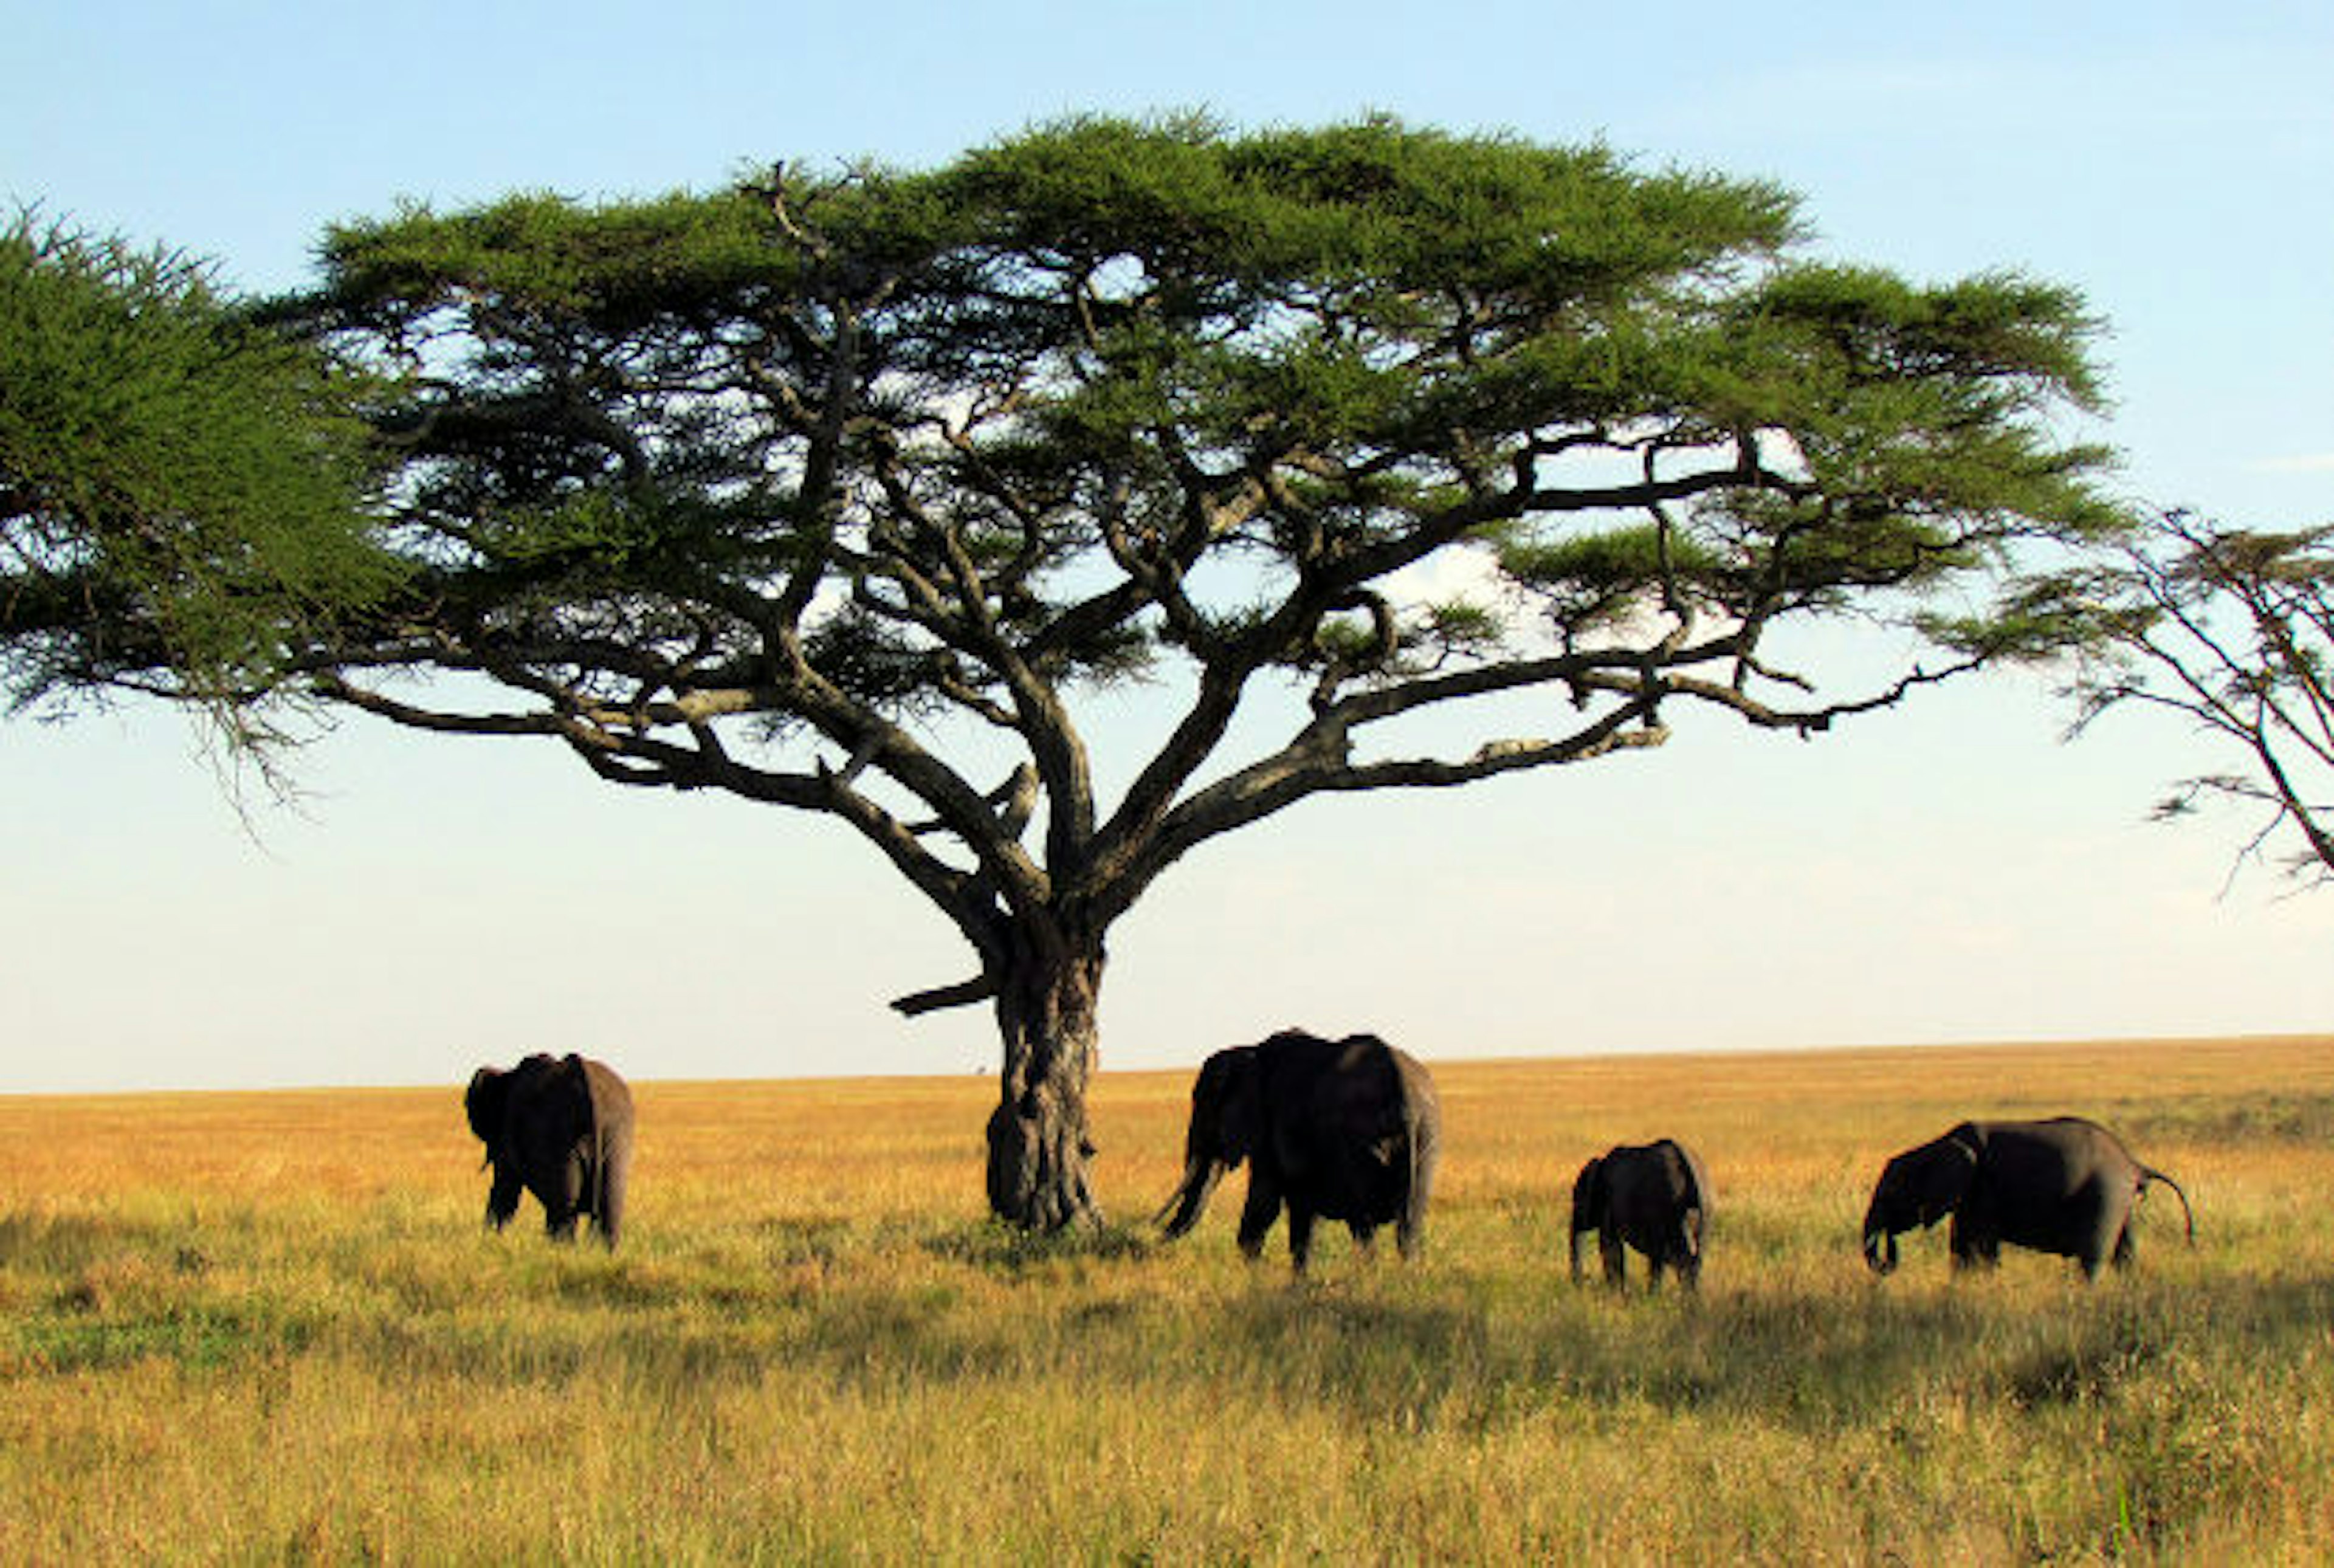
[579,1057,635,1130]
[1980,1118,2136,1204]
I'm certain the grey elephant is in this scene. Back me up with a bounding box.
[1861,1116,2193,1280]
[464,1053,635,1248]
[1569,1138,1712,1291]
[1158,1028,1441,1272]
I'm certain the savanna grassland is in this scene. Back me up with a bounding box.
[2,1037,2331,1566]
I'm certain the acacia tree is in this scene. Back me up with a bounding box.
[2029,509,2334,886]
[4,119,2121,1228]
[0,213,389,741]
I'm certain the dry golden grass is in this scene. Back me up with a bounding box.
[2,1036,2330,1564]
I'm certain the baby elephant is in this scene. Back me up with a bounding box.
[1569,1138,1712,1291]
[465,1053,635,1247]
[1862,1116,2194,1280]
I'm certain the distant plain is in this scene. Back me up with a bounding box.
[3,1036,2329,1563]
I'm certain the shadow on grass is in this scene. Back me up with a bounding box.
[0,1209,223,1271]
[1112,1277,2316,1458]
[753,1257,2334,1439]
[17,1304,320,1374]
[2101,1088,2334,1146]
[13,1285,323,1375]
[920,1219,1156,1275]
[16,1194,2326,1445]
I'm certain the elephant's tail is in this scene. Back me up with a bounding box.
[2140,1166,2195,1245]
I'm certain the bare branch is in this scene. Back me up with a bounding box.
[2056,512,2334,887]
[308,675,565,739]
[889,974,999,1017]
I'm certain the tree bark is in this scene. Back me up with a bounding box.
[985,926,1106,1231]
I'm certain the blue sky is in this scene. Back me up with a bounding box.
[4,1,2330,1092]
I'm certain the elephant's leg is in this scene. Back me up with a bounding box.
[1348,1220,1377,1257]
[1600,1229,1627,1288]
[1287,1205,1318,1273]
[1948,1214,1994,1271]
[1236,1174,1282,1261]
[2072,1206,2127,1279]
[543,1152,587,1242]
[596,1142,630,1250]
[484,1167,523,1231]
[1647,1251,1667,1292]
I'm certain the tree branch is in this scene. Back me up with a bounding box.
[1095,644,1981,925]
[889,974,999,1017]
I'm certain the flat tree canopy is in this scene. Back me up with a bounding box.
[1,118,2121,1227]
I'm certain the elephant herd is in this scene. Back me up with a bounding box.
[1560,1115,2198,1291]
[463,1032,2197,1285]
[1144,1028,2200,1285]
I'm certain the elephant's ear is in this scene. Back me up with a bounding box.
[465,1068,508,1147]
[1211,1048,1263,1168]
[1571,1156,1606,1229]
[1914,1131,1981,1223]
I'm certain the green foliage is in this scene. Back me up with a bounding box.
[13,117,2116,765]
[1499,523,1735,629]
[315,187,799,328]
[1737,265,2105,408]
[0,213,396,720]
[2,125,2125,1198]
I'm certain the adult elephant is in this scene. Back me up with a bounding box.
[1569,1138,1712,1291]
[1157,1029,1441,1272]
[465,1053,635,1248]
[1861,1116,2193,1280]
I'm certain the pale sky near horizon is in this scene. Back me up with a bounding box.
[4,1,2330,1093]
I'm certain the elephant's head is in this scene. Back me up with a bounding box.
[1157,1045,1262,1239]
[1678,1205,1706,1275]
[1861,1123,1981,1275]
[1568,1155,1608,1281]
[465,1067,512,1156]
[466,1053,567,1171]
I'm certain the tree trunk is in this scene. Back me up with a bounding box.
[985,928,1106,1231]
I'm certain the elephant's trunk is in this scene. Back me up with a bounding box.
[1862,1228,1899,1276]
[1157,1154,1224,1239]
